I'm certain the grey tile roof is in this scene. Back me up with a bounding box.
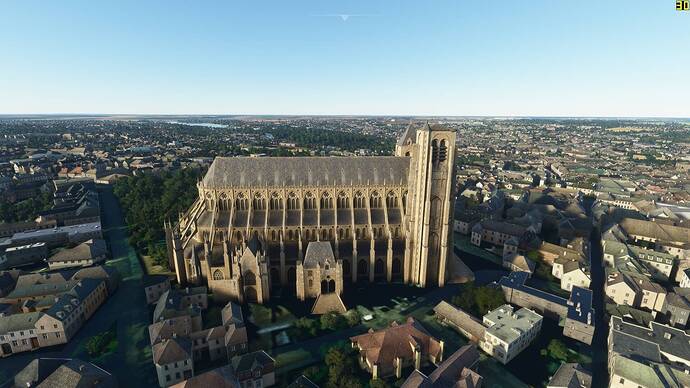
[567,287,594,324]
[152,337,193,365]
[202,156,410,188]
[609,315,690,364]
[0,311,42,333]
[303,241,335,269]
[547,363,591,388]
[36,359,116,388]
[47,239,107,263]
[231,350,275,374]
[425,344,480,387]
[14,358,67,388]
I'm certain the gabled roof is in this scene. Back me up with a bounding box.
[171,366,238,388]
[36,359,116,388]
[397,123,417,146]
[350,317,443,367]
[547,363,592,388]
[231,350,275,374]
[152,337,192,365]
[202,156,410,188]
[14,358,67,388]
[303,241,336,269]
[48,239,107,263]
[426,345,480,387]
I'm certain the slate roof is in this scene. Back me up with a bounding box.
[148,316,192,345]
[48,239,107,263]
[0,311,42,333]
[221,301,245,327]
[567,287,594,325]
[397,123,417,146]
[3,281,77,300]
[499,271,568,307]
[609,315,690,364]
[503,253,535,274]
[619,218,690,245]
[426,345,481,388]
[610,355,690,388]
[202,156,410,188]
[14,358,67,388]
[547,363,592,388]
[664,288,690,310]
[231,350,275,375]
[303,241,335,269]
[433,301,486,341]
[36,359,116,388]
[152,337,193,365]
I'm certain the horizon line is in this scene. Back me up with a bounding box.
[0,113,689,120]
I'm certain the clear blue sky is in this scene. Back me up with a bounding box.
[1,1,688,117]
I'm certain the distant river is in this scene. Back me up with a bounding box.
[166,121,228,128]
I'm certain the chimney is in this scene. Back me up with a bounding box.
[414,348,421,371]
[439,340,445,363]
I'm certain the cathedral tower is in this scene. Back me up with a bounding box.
[398,123,457,287]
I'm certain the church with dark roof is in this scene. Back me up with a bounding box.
[165,123,472,309]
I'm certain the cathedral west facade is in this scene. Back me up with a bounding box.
[165,123,464,305]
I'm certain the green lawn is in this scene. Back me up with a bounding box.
[454,233,503,266]
[140,254,175,276]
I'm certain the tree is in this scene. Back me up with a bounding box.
[303,365,328,385]
[320,311,346,331]
[369,379,389,388]
[324,345,363,388]
[345,309,361,327]
[452,282,505,316]
[474,286,505,316]
[452,283,476,311]
[544,339,570,361]
[325,346,349,386]
[291,317,319,339]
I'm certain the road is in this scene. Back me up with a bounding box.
[0,187,156,387]
[588,225,608,387]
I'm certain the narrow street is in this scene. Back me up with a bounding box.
[0,187,155,387]
[588,225,608,387]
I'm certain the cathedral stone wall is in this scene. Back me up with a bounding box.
[165,123,458,304]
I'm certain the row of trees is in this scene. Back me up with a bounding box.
[289,310,360,340]
[113,169,204,268]
[0,191,53,223]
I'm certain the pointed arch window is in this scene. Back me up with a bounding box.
[337,191,349,208]
[354,191,365,208]
[370,191,381,208]
[303,192,316,209]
